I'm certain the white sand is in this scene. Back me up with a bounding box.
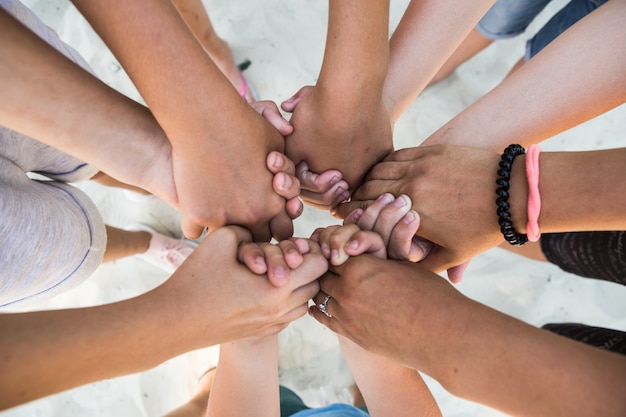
[3,0,626,415]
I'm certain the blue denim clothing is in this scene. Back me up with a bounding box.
[526,0,608,59]
[477,0,552,38]
[280,386,369,417]
[477,0,608,51]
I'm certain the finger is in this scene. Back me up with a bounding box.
[268,211,294,242]
[262,243,291,287]
[286,244,328,291]
[356,193,395,231]
[291,237,312,254]
[351,179,399,202]
[417,247,456,275]
[300,184,350,209]
[343,231,387,260]
[280,85,313,112]
[385,209,423,261]
[315,225,343,259]
[327,225,363,266]
[267,151,296,176]
[285,196,303,220]
[237,242,268,274]
[277,239,305,270]
[447,260,471,284]
[273,172,300,200]
[371,194,413,247]
[332,200,375,220]
[251,102,294,135]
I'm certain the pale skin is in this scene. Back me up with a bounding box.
[0,9,307,223]
[170,0,255,102]
[207,228,441,417]
[0,226,327,410]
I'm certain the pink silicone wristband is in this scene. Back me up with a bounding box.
[526,144,542,242]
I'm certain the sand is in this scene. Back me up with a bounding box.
[2,0,625,416]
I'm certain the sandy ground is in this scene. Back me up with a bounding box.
[2,0,626,415]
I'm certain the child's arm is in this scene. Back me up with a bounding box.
[208,238,321,417]
[339,336,441,417]
[207,335,279,417]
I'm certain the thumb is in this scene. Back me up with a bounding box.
[281,85,314,112]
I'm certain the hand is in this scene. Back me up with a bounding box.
[309,255,468,368]
[333,144,504,277]
[281,85,393,191]
[295,161,351,210]
[156,226,328,344]
[171,99,298,242]
[343,193,431,263]
[238,236,315,287]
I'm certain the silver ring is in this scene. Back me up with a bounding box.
[318,295,332,318]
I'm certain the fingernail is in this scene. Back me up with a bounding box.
[394,195,408,208]
[335,186,346,196]
[330,249,339,261]
[255,256,266,267]
[377,193,394,205]
[272,266,287,279]
[403,210,418,224]
[349,209,363,223]
[270,152,283,169]
[279,174,292,190]
[321,242,330,258]
[310,232,320,242]
[330,175,341,185]
[346,240,359,251]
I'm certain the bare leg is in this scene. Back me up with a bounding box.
[428,28,493,86]
[162,368,216,417]
[103,225,151,263]
[171,0,255,102]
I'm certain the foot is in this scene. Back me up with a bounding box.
[125,224,197,273]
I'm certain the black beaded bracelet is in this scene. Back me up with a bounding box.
[496,144,528,246]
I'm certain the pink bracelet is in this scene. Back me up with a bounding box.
[526,144,542,242]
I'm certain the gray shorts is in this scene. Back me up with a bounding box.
[0,0,106,308]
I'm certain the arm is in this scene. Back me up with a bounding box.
[0,227,326,410]
[312,256,626,417]
[207,336,279,417]
[282,0,393,191]
[0,9,177,206]
[70,0,293,241]
[339,336,441,417]
[336,145,626,274]
[384,0,496,123]
[421,0,626,151]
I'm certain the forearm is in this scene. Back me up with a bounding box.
[508,148,626,234]
[0,9,169,191]
[318,0,390,102]
[384,0,495,123]
[339,336,441,417]
[70,0,248,149]
[423,0,626,150]
[208,336,280,417]
[0,291,183,409]
[421,299,626,417]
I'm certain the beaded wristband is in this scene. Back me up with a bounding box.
[496,144,528,246]
[525,144,542,242]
